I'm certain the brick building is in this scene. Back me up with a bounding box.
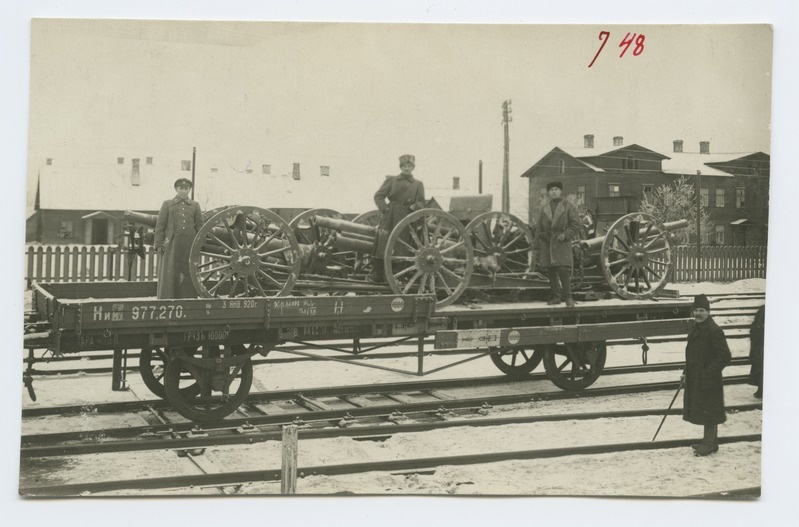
[520,135,770,246]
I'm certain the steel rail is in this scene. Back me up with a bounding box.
[19,434,762,496]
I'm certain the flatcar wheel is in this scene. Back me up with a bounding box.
[384,209,474,308]
[466,212,534,276]
[542,341,607,391]
[189,206,301,298]
[490,347,543,378]
[600,212,673,299]
[139,346,200,399]
[164,345,253,422]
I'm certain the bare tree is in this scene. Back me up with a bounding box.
[639,176,714,245]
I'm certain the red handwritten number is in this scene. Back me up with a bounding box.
[619,32,636,57]
[633,34,646,56]
[588,31,610,68]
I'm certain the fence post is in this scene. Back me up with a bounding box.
[281,425,299,494]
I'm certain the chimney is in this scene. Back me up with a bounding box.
[292,162,301,180]
[613,136,623,147]
[673,140,683,153]
[584,134,594,149]
[131,158,140,186]
[699,141,710,154]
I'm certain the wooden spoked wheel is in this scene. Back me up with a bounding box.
[164,345,253,422]
[466,212,534,276]
[353,209,381,227]
[139,346,199,399]
[542,341,607,391]
[289,208,361,278]
[600,212,673,299]
[189,206,301,298]
[384,209,474,308]
[289,208,343,245]
[490,346,544,378]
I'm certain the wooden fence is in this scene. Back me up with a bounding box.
[24,243,768,289]
[672,245,767,282]
[25,245,159,287]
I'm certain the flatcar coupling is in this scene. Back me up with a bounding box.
[640,338,649,365]
[23,372,36,402]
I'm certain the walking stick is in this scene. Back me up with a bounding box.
[652,377,685,442]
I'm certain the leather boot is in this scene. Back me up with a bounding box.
[546,268,562,304]
[693,424,718,456]
[557,266,575,307]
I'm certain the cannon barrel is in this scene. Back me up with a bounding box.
[124,210,158,227]
[313,216,377,239]
[579,219,689,253]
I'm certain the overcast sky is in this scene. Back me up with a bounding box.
[26,21,772,217]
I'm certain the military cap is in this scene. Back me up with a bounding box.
[399,154,416,167]
[692,294,710,310]
[174,178,193,189]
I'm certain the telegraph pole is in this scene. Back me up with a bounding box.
[696,170,702,282]
[501,100,512,213]
[191,146,197,201]
[478,160,483,194]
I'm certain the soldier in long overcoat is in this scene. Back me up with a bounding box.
[370,154,426,282]
[533,181,582,306]
[682,294,732,456]
[748,305,765,398]
[154,178,204,299]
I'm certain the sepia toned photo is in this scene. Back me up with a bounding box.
[19,17,774,502]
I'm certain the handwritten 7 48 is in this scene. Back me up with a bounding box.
[588,31,646,68]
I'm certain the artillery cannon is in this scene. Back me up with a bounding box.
[124,205,687,307]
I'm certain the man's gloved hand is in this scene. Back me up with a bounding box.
[557,233,566,241]
[156,246,165,254]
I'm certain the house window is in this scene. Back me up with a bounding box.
[117,157,125,164]
[576,185,586,205]
[559,159,565,174]
[131,158,140,186]
[452,177,460,190]
[642,184,653,199]
[700,229,710,244]
[736,187,745,208]
[262,164,271,175]
[321,166,330,177]
[146,157,153,165]
[608,183,620,197]
[715,225,725,245]
[700,188,709,207]
[58,221,74,239]
[292,163,301,180]
[623,157,638,170]
[46,158,53,165]
[715,188,726,207]
[181,160,192,171]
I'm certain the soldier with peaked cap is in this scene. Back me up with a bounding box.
[154,178,204,298]
[682,293,732,456]
[370,154,426,282]
[533,181,582,307]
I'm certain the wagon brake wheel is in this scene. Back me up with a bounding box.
[164,345,253,422]
[490,346,544,378]
[466,212,534,276]
[600,212,673,299]
[384,209,474,308]
[139,346,200,400]
[189,206,301,298]
[542,341,607,391]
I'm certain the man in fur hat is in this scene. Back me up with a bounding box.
[682,293,732,456]
[370,154,426,282]
[533,181,582,307]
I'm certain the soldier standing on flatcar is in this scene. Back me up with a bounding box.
[533,181,582,307]
[370,154,426,283]
[682,294,732,456]
[154,178,204,299]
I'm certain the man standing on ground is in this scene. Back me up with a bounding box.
[533,181,582,307]
[682,293,732,456]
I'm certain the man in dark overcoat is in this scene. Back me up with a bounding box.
[748,305,765,399]
[682,293,732,456]
[533,181,582,307]
[370,154,426,282]
[154,178,204,299]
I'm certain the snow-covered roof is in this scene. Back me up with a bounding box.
[661,152,754,177]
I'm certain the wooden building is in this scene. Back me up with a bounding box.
[520,135,770,246]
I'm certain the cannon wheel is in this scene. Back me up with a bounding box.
[384,209,474,308]
[490,346,544,378]
[466,212,534,276]
[164,345,253,422]
[353,209,381,227]
[189,206,301,298]
[600,212,673,299]
[542,341,607,390]
[289,208,362,277]
[139,346,200,399]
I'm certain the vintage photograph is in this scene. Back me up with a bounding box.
[18,16,775,503]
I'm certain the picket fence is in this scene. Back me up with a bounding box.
[24,243,768,288]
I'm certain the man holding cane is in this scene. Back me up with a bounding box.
[681,293,731,456]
